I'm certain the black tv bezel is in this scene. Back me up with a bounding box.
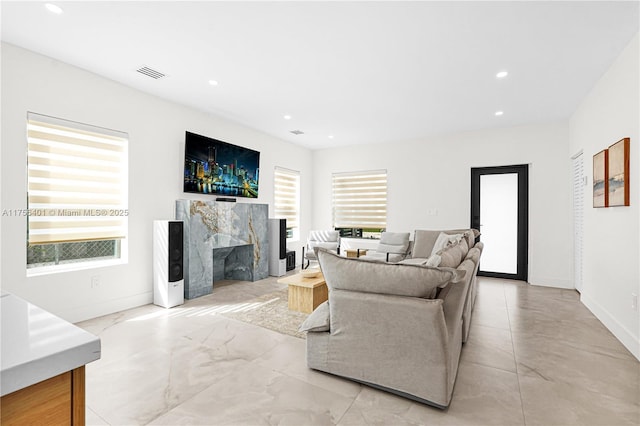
[183,131,260,199]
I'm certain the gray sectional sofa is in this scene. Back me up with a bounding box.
[301,229,483,408]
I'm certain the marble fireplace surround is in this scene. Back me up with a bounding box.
[176,200,269,299]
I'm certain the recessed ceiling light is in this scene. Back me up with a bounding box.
[496,71,508,79]
[495,111,504,116]
[208,80,218,86]
[283,115,292,120]
[328,135,335,139]
[45,3,63,14]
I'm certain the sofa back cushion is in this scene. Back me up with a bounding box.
[412,230,441,258]
[317,249,459,299]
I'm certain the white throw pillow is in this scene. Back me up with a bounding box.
[430,232,463,256]
[298,301,330,332]
[425,254,441,267]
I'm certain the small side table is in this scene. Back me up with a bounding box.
[277,272,328,314]
[345,249,368,258]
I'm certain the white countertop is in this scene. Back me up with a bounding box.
[0,293,101,396]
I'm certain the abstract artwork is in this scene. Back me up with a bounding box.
[593,149,608,208]
[608,138,630,207]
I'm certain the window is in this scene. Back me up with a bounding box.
[274,167,300,241]
[332,170,387,238]
[26,112,128,270]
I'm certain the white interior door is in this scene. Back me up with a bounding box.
[479,173,518,274]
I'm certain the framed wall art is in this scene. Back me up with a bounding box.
[607,137,630,206]
[593,149,608,208]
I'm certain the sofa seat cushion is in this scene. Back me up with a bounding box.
[317,248,460,298]
[359,252,406,263]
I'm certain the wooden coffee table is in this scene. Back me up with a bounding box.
[277,272,328,314]
[345,249,367,258]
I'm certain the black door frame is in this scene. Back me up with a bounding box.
[470,164,529,281]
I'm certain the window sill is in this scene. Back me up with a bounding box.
[26,257,127,277]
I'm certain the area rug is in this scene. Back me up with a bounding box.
[220,289,308,339]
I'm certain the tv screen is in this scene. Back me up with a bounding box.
[184,131,260,198]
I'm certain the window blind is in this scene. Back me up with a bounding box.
[332,170,387,229]
[27,113,128,245]
[274,167,300,238]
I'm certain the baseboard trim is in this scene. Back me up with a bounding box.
[527,275,573,289]
[581,293,640,361]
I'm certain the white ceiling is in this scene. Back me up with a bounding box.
[2,1,638,150]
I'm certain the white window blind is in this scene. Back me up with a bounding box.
[274,167,300,240]
[27,113,128,245]
[332,170,387,229]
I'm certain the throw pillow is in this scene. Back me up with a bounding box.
[298,301,330,332]
[425,253,441,267]
[438,238,467,267]
[430,232,463,256]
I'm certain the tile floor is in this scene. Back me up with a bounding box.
[78,277,639,425]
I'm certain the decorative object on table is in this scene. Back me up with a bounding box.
[607,137,630,207]
[300,268,321,278]
[593,149,609,208]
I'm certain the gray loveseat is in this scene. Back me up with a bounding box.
[302,229,483,408]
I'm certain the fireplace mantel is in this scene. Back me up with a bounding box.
[176,200,269,299]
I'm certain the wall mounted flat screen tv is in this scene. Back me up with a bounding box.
[184,131,260,198]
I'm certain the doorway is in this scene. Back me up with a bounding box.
[470,165,529,281]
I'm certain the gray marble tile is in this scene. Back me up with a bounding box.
[404,361,525,425]
[338,362,525,426]
[254,335,363,399]
[469,305,511,330]
[460,323,517,373]
[85,406,109,426]
[87,334,253,425]
[509,313,632,355]
[336,387,418,426]
[149,362,354,425]
[518,373,640,425]
[78,276,638,426]
[512,332,640,406]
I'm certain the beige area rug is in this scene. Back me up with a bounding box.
[220,289,308,339]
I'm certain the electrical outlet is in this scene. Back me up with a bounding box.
[632,293,638,311]
[91,275,100,289]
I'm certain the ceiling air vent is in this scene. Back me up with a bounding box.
[136,66,166,79]
[290,130,304,135]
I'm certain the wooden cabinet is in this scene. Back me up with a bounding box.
[1,366,85,426]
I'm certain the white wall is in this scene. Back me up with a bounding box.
[1,43,312,322]
[312,122,573,289]
[569,33,639,359]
